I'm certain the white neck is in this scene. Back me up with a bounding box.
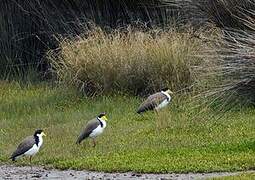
[161,91,171,101]
[98,118,107,128]
[37,134,44,148]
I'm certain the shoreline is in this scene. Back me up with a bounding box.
[1,165,253,179]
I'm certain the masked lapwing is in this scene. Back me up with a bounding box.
[76,112,108,147]
[137,88,173,114]
[10,129,46,163]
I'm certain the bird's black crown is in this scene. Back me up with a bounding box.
[98,112,106,118]
[34,129,44,136]
[161,87,169,92]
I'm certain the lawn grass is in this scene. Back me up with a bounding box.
[211,172,255,180]
[0,82,254,173]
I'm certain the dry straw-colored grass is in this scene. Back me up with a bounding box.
[49,27,216,95]
[197,0,255,105]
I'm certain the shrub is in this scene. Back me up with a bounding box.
[49,27,215,95]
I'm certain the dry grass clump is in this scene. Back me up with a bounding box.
[198,1,255,105]
[196,0,255,29]
[206,28,255,106]
[49,27,214,95]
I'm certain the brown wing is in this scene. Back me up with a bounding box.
[76,118,100,144]
[137,92,167,114]
[10,136,35,161]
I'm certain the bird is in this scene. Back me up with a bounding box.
[76,112,108,147]
[10,129,46,164]
[137,88,173,114]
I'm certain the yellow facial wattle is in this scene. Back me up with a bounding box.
[102,116,108,121]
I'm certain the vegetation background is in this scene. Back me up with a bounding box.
[0,0,254,174]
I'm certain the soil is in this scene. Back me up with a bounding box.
[0,165,252,180]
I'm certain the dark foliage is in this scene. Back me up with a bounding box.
[0,0,186,77]
[196,0,255,30]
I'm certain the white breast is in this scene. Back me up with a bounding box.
[155,99,170,110]
[89,120,106,138]
[155,91,171,110]
[24,135,43,156]
[24,144,40,156]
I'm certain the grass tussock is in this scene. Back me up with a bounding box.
[199,3,255,106]
[197,0,255,30]
[213,29,255,105]
[49,27,214,95]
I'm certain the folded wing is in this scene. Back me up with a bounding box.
[137,92,167,113]
[10,136,35,161]
[76,118,100,144]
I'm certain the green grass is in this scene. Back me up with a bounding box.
[0,82,254,173]
[211,172,255,180]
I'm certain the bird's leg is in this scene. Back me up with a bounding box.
[92,139,96,148]
[155,109,159,115]
[154,109,162,130]
[29,156,32,170]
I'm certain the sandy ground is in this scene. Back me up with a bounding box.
[0,165,252,180]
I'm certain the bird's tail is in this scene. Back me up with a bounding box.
[76,136,83,144]
[10,156,16,162]
[76,139,81,144]
[136,109,143,114]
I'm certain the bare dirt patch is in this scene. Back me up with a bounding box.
[1,165,251,179]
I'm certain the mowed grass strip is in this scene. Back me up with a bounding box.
[0,82,254,173]
[210,172,255,180]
